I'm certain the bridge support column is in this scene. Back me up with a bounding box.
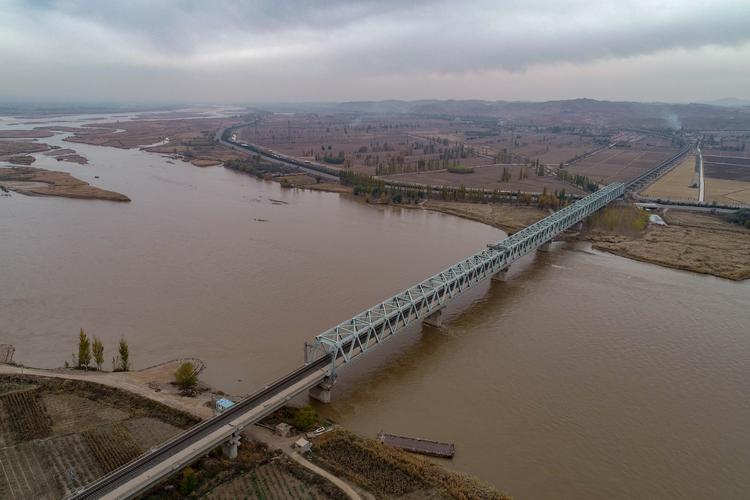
[423,307,444,328]
[491,268,509,282]
[538,241,553,252]
[309,376,335,404]
[221,430,241,459]
[573,221,583,232]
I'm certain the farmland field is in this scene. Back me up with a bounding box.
[43,393,129,435]
[565,145,677,184]
[702,154,750,206]
[641,155,699,202]
[122,417,182,450]
[83,423,143,473]
[704,178,750,206]
[206,463,332,500]
[703,154,750,182]
[3,388,52,441]
[238,114,617,179]
[0,375,196,498]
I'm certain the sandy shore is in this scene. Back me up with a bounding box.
[0,166,130,201]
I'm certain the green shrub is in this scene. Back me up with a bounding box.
[174,362,198,396]
[292,405,318,431]
[179,467,199,495]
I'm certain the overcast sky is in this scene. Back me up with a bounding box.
[1,0,749,103]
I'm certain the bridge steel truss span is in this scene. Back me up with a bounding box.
[309,182,626,371]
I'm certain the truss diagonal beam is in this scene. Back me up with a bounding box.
[310,182,625,371]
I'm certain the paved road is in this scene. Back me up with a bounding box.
[70,356,332,499]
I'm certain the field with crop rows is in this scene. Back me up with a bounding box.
[43,393,129,435]
[41,433,105,496]
[206,463,331,500]
[83,423,143,473]
[0,375,195,498]
[0,440,57,499]
[565,147,677,184]
[2,389,52,441]
[122,417,181,450]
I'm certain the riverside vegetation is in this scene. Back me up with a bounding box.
[67,329,131,372]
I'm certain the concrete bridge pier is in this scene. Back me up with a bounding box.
[423,307,444,328]
[492,268,509,282]
[538,241,553,252]
[221,429,242,459]
[309,376,335,403]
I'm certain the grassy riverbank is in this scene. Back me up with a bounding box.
[381,193,749,281]
[586,209,750,280]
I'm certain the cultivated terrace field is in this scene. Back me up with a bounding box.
[0,375,196,499]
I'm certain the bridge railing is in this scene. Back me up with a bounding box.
[309,182,625,369]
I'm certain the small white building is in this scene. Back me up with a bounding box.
[293,437,312,453]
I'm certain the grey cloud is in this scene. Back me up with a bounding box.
[1,0,749,101]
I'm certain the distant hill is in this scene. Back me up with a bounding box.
[256,98,750,131]
[702,98,750,108]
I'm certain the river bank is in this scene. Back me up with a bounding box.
[586,209,750,280]
[385,196,749,281]
[0,166,130,201]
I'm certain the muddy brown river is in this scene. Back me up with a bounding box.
[1,115,749,498]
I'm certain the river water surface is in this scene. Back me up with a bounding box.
[1,115,749,499]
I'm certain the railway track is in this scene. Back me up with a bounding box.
[69,355,332,499]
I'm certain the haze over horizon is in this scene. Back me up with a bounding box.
[1,0,749,104]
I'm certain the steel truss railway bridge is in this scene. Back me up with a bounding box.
[73,182,626,499]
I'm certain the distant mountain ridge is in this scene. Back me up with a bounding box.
[256,98,750,131]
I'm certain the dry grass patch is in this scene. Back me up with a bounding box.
[588,210,750,280]
[704,178,750,206]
